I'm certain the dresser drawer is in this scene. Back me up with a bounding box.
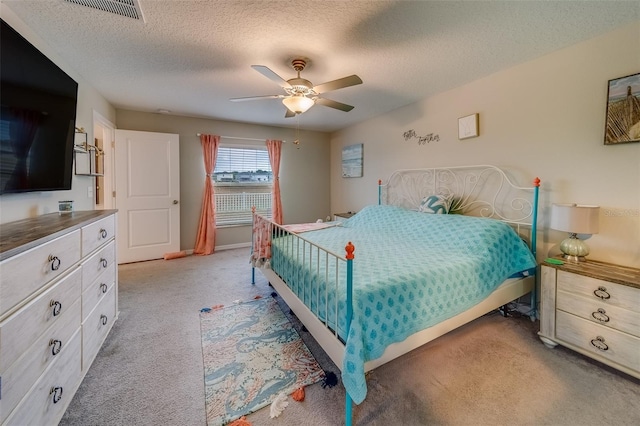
[82,263,116,322]
[0,299,81,424]
[0,267,81,373]
[81,214,115,257]
[3,329,82,426]
[81,240,116,291]
[0,230,81,317]
[557,290,640,338]
[557,270,640,312]
[556,310,640,372]
[82,285,116,369]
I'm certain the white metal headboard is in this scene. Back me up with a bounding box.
[379,165,540,227]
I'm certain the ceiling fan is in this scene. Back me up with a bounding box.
[230,58,363,117]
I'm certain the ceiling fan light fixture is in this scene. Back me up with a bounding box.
[282,96,314,114]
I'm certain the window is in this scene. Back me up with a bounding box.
[213,146,272,226]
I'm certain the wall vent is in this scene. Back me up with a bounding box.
[63,0,144,21]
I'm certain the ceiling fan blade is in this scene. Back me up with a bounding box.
[315,97,355,112]
[313,75,362,94]
[229,94,283,102]
[251,65,292,89]
[284,109,296,118]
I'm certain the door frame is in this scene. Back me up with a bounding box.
[92,110,115,210]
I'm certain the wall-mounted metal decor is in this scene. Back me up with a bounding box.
[604,72,640,145]
[403,129,440,145]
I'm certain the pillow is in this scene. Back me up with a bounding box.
[418,194,451,214]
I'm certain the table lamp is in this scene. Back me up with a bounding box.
[550,203,600,262]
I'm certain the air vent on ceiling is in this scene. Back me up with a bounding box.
[64,0,144,21]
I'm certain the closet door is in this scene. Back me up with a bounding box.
[115,130,180,263]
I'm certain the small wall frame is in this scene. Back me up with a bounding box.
[458,113,479,140]
[342,143,363,178]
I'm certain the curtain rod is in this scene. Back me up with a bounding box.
[196,133,286,143]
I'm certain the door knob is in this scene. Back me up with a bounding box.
[173,200,179,205]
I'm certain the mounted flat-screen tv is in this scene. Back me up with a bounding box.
[0,19,78,195]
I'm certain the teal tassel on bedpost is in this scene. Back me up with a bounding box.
[345,242,355,426]
[530,178,541,319]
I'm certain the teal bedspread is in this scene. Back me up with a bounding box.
[269,204,536,404]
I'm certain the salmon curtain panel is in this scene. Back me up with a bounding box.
[266,139,283,224]
[193,134,220,255]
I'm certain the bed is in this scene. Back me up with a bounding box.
[250,165,540,425]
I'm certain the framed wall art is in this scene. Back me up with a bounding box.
[342,143,363,178]
[604,72,640,145]
[458,113,479,140]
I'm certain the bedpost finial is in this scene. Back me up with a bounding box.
[345,242,355,260]
[533,177,541,187]
[378,179,382,185]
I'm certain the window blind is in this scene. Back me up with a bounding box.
[213,146,272,226]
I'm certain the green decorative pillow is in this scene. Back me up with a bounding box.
[418,194,451,214]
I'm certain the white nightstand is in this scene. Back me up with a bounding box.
[333,212,356,222]
[539,258,640,379]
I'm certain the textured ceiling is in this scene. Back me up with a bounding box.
[3,1,639,132]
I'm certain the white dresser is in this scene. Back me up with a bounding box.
[539,258,640,379]
[0,210,118,425]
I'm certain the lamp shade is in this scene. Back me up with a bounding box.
[282,96,314,114]
[550,203,600,234]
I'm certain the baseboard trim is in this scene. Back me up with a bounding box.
[214,242,252,251]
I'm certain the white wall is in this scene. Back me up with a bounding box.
[0,6,116,223]
[331,21,640,268]
[115,110,331,251]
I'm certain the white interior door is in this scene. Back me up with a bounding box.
[115,130,180,263]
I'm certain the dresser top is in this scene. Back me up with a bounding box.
[0,210,117,261]
[543,257,640,289]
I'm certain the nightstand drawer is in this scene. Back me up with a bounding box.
[556,310,640,372]
[557,270,640,312]
[557,290,640,338]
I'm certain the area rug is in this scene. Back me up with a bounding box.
[199,297,325,426]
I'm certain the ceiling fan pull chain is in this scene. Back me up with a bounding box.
[294,115,301,148]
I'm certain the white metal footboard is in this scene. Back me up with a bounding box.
[250,213,355,370]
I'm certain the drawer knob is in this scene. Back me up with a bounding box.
[100,228,108,239]
[591,308,610,323]
[100,314,108,326]
[50,386,63,404]
[100,258,108,268]
[590,336,609,351]
[593,286,611,300]
[49,339,63,355]
[48,255,61,271]
[100,282,108,294]
[50,300,62,316]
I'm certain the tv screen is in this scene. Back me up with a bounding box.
[0,19,78,195]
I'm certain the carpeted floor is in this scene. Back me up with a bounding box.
[60,248,640,426]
